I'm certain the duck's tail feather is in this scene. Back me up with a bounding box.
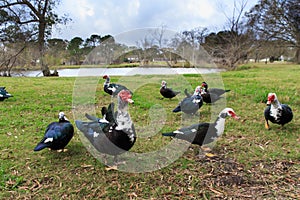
[85,113,99,121]
[172,106,181,113]
[75,120,106,135]
[34,142,49,151]
[75,120,86,133]
[75,120,96,133]
[162,132,176,137]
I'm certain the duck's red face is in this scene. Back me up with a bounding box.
[228,109,240,120]
[201,82,208,92]
[119,90,134,103]
[267,93,276,105]
[103,75,109,79]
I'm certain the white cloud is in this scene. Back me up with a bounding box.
[94,19,112,34]
[185,0,216,19]
[52,0,257,40]
[58,0,95,21]
[126,0,140,17]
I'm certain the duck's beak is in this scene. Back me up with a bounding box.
[233,115,240,120]
[127,99,134,104]
[231,113,240,120]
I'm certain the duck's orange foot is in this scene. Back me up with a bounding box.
[265,121,270,129]
[205,153,217,158]
[105,165,118,171]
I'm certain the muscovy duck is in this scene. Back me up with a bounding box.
[34,112,74,151]
[163,108,239,146]
[0,87,13,101]
[103,75,132,97]
[264,93,293,129]
[160,80,180,99]
[173,86,203,115]
[200,82,230,104]
[75,89,136,165]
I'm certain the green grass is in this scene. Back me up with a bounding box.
[0,63,299,199]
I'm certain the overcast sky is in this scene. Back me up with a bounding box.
[51,0,257,41]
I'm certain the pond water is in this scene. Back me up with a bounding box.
[16,67,224,77]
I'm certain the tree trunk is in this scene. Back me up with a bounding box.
[39,31,51,76]
[42,64,51,76]
[295,47,300,64]
[38,0,51,76]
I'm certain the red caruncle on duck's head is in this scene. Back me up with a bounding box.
[103,75,109,79]
[118,90,134,103]
[267,93,277,105]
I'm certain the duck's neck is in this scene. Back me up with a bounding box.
[117,98,128,113]
[116,98,132,126]
[104,77,110,86]
[271,99,281,109]
[214,114,226,137]
[116,99,134,139]
[59,117,69,123]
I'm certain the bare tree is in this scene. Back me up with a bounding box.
[151,26,174,67]
[246,0,300,63]
[203,0,254,69]
[135,34,155,66]
[0,0,70,76]
[0,43,26,76]
[181,27,208,49]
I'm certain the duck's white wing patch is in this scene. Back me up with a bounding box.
[44,138,53,143]
[192,99,201,103]
[108,87,116,92]
[191,129,197,133]
[93,131,99,138]
[129,133,135,142]
[99,118,109,123]
[174,130,184,134]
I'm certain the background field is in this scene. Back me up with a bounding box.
[0,63,299,199]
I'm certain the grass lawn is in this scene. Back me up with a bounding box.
[0,63,299,199]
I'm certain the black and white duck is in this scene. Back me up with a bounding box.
[264,93,293,129]
[34,112,74,152]
[200,82,230,104]
[0,87,13,101]
[160,80,180,99]
[173,86,203,115]
[75,89,136,166]
[103,75,132,97]
[163,108,239,156]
